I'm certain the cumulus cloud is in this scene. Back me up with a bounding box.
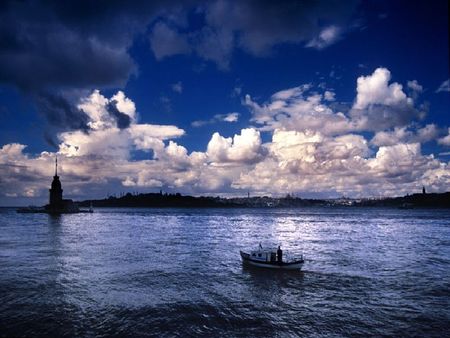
[59,90,184,159]
[234,136,446,197]
[268,129,369,171]
[2,70,449,204]
[350,68,424,130]
[229,68,448,197]
[245,84,356,135]
[206,128,265,164]
[371,124,438,147]
[353,68,411,110]
[244,68,429,136]
[78,90,136,131]
[438,128,450,146]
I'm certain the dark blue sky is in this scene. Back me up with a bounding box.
[0,0,448,205]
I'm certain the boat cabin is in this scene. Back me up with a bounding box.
[250,249,281,263]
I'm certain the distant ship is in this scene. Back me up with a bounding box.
[17,157,92,214]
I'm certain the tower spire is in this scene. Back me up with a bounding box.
[55,155,58,177]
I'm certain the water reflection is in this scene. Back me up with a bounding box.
[1,207,449,337]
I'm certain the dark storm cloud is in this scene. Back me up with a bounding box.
[0,0,171,91]
[206,0,359,54]
[0,0,360,90]
[149,0,360,68]
[35,91,89,131]
[107,100,132,129]
[0,0,185,131]
[0,0,359,131]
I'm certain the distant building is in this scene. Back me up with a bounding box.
[422,186,426,194]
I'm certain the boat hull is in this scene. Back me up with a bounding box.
[240,251,304,270]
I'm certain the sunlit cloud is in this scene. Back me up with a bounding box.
[1,67,449,204]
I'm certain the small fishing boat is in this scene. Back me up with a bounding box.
[240,245,304,270]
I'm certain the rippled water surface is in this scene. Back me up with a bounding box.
[1,207,449,337]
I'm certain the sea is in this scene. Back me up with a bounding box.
[0,207,449,337]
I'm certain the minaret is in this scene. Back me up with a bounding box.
[49,156,63,206]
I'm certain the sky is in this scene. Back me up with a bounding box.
[0,0,449,206]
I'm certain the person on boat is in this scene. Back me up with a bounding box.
[277,245,283,264]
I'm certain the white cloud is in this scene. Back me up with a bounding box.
[130,124,184,143]
[324,90,336,101]
[306,25,342,49]
[436,79,450,93]
[368,143,423,174]
[0,143,28,160]
[192,112,239,127]
[407,80,423,93]
[223,112,239,122]
[111,91,137,119]
[234,138,447,197]
[59,90,185,159]
[269,130,369,169]
[245,68,428,136]
[350,68,423,130]
[417,124,439,142]
[59,128,131,158]
[78,89,113,130]
[2,71,449,205]
[207,128,265,164]
[245,85,356,135]
[353,68,411,110]
[438,128,450,146]
[371,124,438,147]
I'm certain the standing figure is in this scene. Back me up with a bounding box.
[277,245,283,263]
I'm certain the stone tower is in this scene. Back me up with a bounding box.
[49,157,63,206]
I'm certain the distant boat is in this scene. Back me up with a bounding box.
[240,245,304,270]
